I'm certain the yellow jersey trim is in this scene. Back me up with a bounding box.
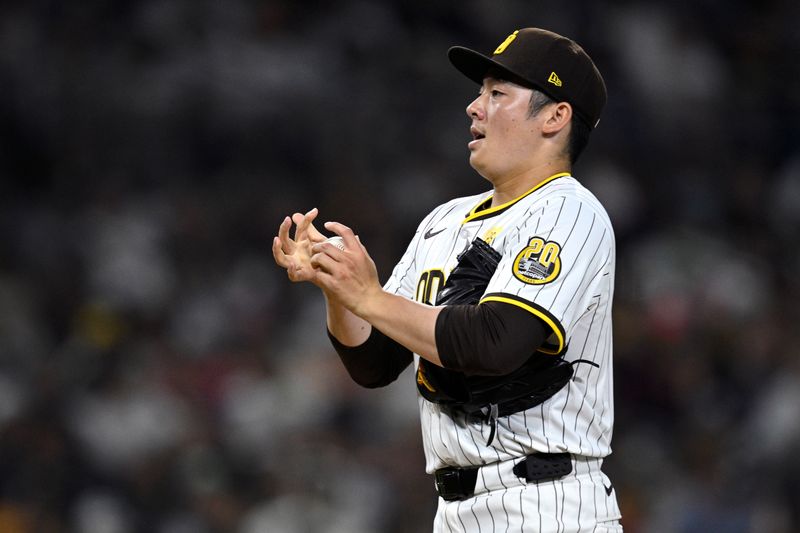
[462,172,570,224]
[479,294,565,355]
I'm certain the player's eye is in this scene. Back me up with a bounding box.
[490,90,503,97]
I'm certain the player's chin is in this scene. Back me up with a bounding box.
[469,158,502,184]
[468,152,488,174]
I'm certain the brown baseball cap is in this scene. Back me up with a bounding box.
[449,28,607,128]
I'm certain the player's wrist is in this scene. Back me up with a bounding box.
[351,284,389,321]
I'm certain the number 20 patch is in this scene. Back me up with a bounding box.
[512,237,562,284]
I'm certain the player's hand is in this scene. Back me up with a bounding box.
[272,208,326,283]
[310,221,382,316]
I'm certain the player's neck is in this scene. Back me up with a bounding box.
[489,161,571,207]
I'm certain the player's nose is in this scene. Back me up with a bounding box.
[466,95,485,121]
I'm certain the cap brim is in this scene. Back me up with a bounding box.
[448,46,535,90]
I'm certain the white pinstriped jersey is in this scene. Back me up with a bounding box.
[383,173,616,474]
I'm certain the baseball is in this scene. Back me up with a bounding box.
[325,236,345,250]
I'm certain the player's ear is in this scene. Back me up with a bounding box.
[541,102,572,135]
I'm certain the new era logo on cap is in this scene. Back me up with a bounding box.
[448,28,607,128]
[548,72,562,87]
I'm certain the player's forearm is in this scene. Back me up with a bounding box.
[355,289,444,366]
[324,292,372,346]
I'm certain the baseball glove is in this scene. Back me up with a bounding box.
[416,238,578,443]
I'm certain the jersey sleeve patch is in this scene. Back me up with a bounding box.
[512,236,562,285]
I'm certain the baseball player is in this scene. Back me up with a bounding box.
[273,28,622,532]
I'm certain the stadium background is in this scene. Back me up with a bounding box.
[1,1,799,531]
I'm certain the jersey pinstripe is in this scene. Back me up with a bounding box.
[383,174,617,473]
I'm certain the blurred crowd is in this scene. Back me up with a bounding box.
[1,0,799,532]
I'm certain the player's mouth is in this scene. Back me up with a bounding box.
[469,126,485,149]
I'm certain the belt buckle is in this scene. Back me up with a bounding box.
[435,468,472,501]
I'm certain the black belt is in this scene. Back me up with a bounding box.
[434,452,572,502]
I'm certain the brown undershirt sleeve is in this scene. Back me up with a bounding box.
[327,327,413,388]
[435,301,549,376]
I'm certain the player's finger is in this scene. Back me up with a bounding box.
[290,212,305,241]
[323,221,359,250]
[292,208,318,241]
[271,236,291,268]
[304,207,318,222]
[273,238,308,280]
[310,250,338,274]
[304,209,326,243]
[307,223,325,243]
[311,239,346,259]
[277,216,295,253]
